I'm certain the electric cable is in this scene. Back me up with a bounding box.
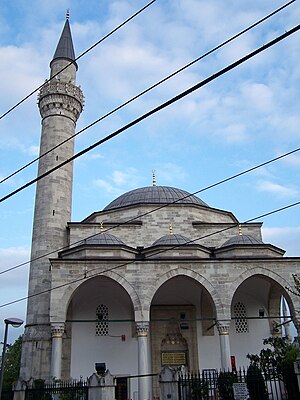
[0,145,299,276]
[1,23,299,204]
[0,0,295,185]
[0,0,157,123]
[0,198,298,309]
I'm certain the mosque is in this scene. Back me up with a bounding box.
[20,15,300,400]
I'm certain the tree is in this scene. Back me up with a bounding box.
[2,335,23,389]
[286,273,300,297]
[247,336,299,400]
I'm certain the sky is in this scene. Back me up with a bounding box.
[0,0,299,343]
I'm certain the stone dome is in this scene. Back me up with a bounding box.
[103,186,208,211]
[221,234,264,247]
[85,232,125,245]
[152,234,191,246]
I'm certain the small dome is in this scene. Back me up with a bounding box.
[104,186,208,211]
[152,234,191,246]
[85,233,125,246]
[221,234,264,247]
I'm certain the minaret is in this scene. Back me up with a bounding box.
[20,14,83,380]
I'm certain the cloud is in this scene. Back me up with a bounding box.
[0,246,30,284]
[262,227,300,256]
[214,123,249,144]
[27,146,39,157]
[93,167,141,196]
[241,82,274,112]
[282,153,300,167]
[256,180,298,198]
[156,163,187,185]
[93,179,120,195]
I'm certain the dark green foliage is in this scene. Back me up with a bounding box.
[26,380,52,400]
[190,378,209,400]
[217,371,237,400]
[2,335,22,389]
[247,336,300,399]
[246,364,268,400]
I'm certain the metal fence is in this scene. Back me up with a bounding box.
[178,366,299,400]
[1,389,13,400]
[25,380,88,400]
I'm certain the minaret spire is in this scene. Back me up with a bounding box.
[51,12,77,69]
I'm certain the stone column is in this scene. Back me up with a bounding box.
[136,322,152,400]
[50,324,65,379]
[217,321,231,370]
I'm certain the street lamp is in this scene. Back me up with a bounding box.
[0,318,23,400]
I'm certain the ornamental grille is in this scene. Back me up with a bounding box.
[234,301,249,333]
[96,304,109,336]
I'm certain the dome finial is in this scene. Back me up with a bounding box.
[169,223,173,235]
[100,221,104,233]
[152,170,156,187]
[238,224,243,235]
[66,8,70,20]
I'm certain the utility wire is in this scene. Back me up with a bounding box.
[0,0,295,185]
[1,24,299,204]
[0,198,299,309]
[0,0,157,123]
[1,145,299,276]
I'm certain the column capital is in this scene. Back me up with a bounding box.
[136,321,150,337]
[51,323,65,338]
[217,321,230,336]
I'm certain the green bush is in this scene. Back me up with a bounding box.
[190,379,209,400]
[246,364,268,400]
[217,372,237,400]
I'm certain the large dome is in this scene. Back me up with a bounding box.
[103,186,208,211]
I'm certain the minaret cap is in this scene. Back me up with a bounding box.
[238,224,243,235]
[152,170,156,187]
[50,13,78,70]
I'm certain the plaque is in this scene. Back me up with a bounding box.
[233,383,249,400]
[161,352,186,365]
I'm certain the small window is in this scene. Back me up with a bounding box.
[234,301,249,333]
[96,304,109,336]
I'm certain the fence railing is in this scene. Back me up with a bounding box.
[178,366,299,400]
[25,380,88,400]
[1,389,14,400]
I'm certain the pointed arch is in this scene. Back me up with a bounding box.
[228,267,299,318]
[50,270,142,322]
[145,266,226,319]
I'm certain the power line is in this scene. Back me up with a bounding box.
[0,198,298,309]
[0,0,157,123]
[1,24,299,204]
[1,145,299,276]
[0,0,295,185]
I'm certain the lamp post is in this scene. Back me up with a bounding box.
[0,318,23,400]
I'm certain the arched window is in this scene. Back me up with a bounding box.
[96,304,109,336]
[234,301,249,333]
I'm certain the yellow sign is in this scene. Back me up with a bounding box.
[161,352,186,365]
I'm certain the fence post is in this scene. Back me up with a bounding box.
[294,356,300,393]
[88,370,116,400]
[12,378,27,400]
[159,366,179,400]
